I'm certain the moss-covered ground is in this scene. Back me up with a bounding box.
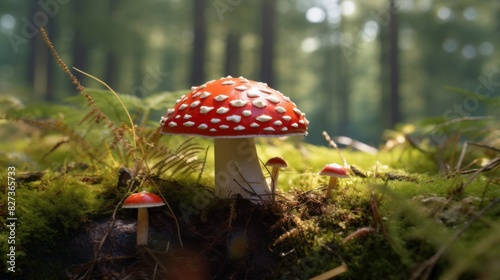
[0,112,499,279]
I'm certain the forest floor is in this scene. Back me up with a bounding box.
[0,116,499,279]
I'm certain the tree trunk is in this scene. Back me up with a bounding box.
[336,22,350,136]
[259,0,276,85]
[224,32,241,76]
[378,19,390,130]
[104,0,120,90]
[104,52,118,90]
[389,0,400,126]
[71,0,87,85]
[190,0,207,86]
[27,0,43,99]
[44,17,56,101]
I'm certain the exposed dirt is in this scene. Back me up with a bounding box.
[66,180,297,279]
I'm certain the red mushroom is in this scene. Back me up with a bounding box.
[319,163,349,197]
[123,191,166,246]
[265,157,288,201]
[160,76,308,202]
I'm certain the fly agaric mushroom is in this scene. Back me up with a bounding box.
[123,191,166,246]
[319,163,349,197]
[160,76,308,202]
[265,157,288,201]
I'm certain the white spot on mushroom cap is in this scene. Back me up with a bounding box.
[192,92,201,98]
[216,107,230,114]
[200,106,214,114]
[273,120,283,126]
[299,120,305,124]
[291,123,298,128]
[220,125,229,129]
[175,115,181,119]
[250,123,260,127]
[282,115,292,121]
[242,110,252,117]
[246,90,260,98]
[168,121,177,127]
[259,88,273,94]
[226,115,242,123]
[210,118,221,123]
[281,127,288,132]
[200,91,211,99]
[209,128,217,132]
[234,125,245,131]
[183,121,195,127]
[235,85,247,91]
[256,115,273,122]
[221,80,235,85]
[183,114,192,119]
[191,86,197,91]
[179,104,188,110]
[264,127,275,131]
[265,96,280,104]
[190,101,201,108]
[293,108,302,115]
[230,99,248,107]
[275,106,286,113]
[214,95,229,102]
[198,123,208,129]
[252,99,267,108]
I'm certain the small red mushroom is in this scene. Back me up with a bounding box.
[160,76,308,203]
[123,191,166,246]
[265,157,288,201]
[319,163,349,197]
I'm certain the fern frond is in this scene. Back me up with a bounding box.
[150,138,207,180]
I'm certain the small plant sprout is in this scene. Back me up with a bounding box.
[265,157,288,201]
[319,163,349,197]
[159,76,309,203]
[123,191,166,246]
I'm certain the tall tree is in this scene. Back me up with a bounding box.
[259,0,276,85]
[388,0,400,126]
[103,0,120,90]
[378,14,391,130]
[190,0,207,85]
[71,0,88,86]
[224,32,241,76]
[26,0,56,101]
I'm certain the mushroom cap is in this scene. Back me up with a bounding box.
[160,76,309,138]
[265,156,288,168]
[319,163,349,178]
[123,191,166,208]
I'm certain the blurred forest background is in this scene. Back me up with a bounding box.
[0,0,498,145]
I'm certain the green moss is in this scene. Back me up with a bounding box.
[1,98,499,278]
[0,173,106,274]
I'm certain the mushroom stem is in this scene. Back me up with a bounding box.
[325,177,339,197]
[214,138,270,202]
[136,208,149,245]
[270,167,280,201]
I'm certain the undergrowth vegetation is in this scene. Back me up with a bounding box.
[0,28,499,279]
